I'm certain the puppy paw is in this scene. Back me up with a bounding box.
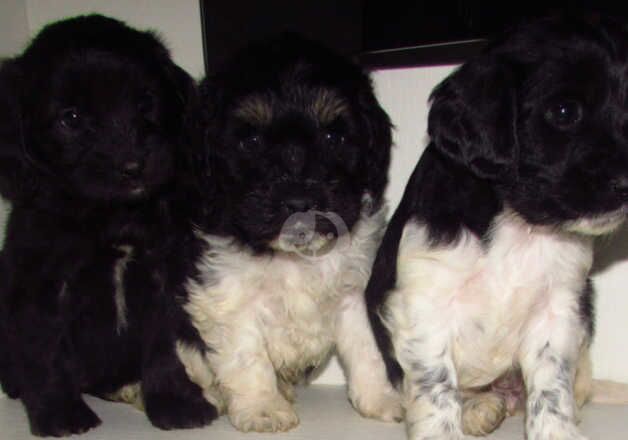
[527,418,588,440]
[28,398,101,437]
[229,396,299,432]
[349,388,403,422]
[409,430,466,440]
[145,392,218,430]
[462,392,506,435]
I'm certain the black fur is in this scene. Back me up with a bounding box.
[0,15,216,436]
[366,15,628,387]
[198,33,392,250]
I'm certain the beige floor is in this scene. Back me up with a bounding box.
[1,385,627,439]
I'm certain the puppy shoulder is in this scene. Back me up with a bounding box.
[407,144,501,246]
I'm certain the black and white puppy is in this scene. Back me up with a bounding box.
[366,16,628,440]
[0,15,217,436]
[175,35,400,432]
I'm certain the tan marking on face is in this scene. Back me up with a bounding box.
[310,88,349,124]
[234,94,273,125]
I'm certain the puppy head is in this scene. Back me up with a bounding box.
[201,34,391,251]
[428,15,628,235]
[0,15,196,203]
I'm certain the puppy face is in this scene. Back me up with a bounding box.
[428,16,628,234]
[0,15,195,203]
[202,36,391,251]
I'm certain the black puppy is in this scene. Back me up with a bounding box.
[0,15,217,436]
[366,15,628,440]
[172,35,400,432]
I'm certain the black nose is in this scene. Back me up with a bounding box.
[284,197,314,213]
[613,177,628,199]
[282,144,306,175]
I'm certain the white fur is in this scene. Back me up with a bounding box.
[113,245,133,334]
[180,200,400,432]
[384,209,595,440]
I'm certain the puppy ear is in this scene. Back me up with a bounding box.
[163,64,205,178]
[428,55,518,180]
[0,60,34,201]
[357,77,392,203]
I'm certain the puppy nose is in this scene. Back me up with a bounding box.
[282,144,306,175]
[284,197,314,213]
[613,176,628,199]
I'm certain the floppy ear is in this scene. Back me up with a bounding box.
[427,55,518,180]
[162,64,206,185]
[0,60,35,201]
[357,77,393,204]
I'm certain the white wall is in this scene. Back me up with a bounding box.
[6,2,628,386]
[25,0,205,79]
[0,0,29,58]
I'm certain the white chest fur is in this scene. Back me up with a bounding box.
[390,210,593,388]
[184,205,386,382]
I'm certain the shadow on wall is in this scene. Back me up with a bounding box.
[593,222,628,274]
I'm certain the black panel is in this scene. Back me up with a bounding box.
[200,1,628,71]
[360,1,628,67]
[200,1,362,73]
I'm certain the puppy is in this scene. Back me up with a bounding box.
[176,35,401,432]
[366,15,628,440]
[0,15,217,436]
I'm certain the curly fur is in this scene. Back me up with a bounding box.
[177,34,401,432]
[0,15,217,436]
[366,15,628,440]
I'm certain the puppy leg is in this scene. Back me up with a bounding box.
[213,325,299,432]
[520,292,588,440]
[0,316,20,399]
[393,311,465,440]
[142,326,218,430]
[336,292,402,422]
[12,315,101,436]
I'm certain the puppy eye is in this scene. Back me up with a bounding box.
[544,100,583,129]
[239,134,262,152]
[138,91,156,115]
[323,131,346,146]
[59,108,82,130]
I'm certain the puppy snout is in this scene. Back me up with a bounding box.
[284,197,314,213]
[612,176,628,200]
[282,144,306,175]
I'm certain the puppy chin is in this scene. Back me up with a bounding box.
[563,208,627,236]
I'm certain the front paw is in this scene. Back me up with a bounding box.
[145,392,218,430]
[527,417,588,440]
[27,398,101,437]
[406,407,466,440]
[409,430,466,440]
[349,388,403,422]
[229,395,299,432]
